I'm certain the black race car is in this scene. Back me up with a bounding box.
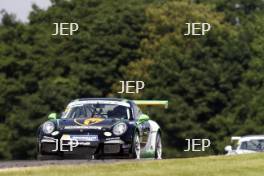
[37,98,168,160]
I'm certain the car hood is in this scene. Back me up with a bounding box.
[56,117,124,131]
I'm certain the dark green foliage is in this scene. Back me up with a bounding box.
[114,0,264,157]
[0,0,263,159]
[0,0,149,159]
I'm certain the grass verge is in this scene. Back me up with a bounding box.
[1,154,264,176]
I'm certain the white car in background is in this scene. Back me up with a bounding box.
[225,135,264,155]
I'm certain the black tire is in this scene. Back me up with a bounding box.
[155,132,162,159]
[131,132,140,159]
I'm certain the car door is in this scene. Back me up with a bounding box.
[140,120,150,148]
[134,105,150,149]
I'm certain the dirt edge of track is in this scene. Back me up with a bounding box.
[0,159,150,169]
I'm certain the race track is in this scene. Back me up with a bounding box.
[0,159,139,169]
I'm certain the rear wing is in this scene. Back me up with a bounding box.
[133,100,169,109]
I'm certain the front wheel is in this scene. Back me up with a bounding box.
[132,132,141,159]
[155,132,162,159]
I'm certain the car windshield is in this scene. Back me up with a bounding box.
[61,103,130,119]
[240,139,264,151]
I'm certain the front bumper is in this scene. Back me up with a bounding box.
[39,135,131,156]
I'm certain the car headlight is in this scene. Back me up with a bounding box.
[113,122,127,136]
[42,121,55,134]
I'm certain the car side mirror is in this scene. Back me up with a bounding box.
[139,114,150,121]
[224,145,232,152]
[48,113,57,120]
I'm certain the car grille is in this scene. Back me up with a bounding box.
[104,144,120,154]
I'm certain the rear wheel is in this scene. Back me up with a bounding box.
[155,132,162,159]
[132,132,140,159]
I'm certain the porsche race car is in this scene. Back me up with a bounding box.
[37,98,168,160]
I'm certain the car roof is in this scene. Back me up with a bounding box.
[240,135,264,142]
[72,98,129,102]
[67,98,131,108]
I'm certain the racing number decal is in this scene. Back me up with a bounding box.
[84,118,103,125]
[74,118,103,126]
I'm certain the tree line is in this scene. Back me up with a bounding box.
[0,0,263,159]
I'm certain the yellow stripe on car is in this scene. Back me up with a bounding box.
[74,118,104,126]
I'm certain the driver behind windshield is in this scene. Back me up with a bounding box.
[62,104,129,119]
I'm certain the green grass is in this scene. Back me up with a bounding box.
[1,154,264,176]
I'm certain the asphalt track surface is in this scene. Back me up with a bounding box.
[0,159,142,169]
